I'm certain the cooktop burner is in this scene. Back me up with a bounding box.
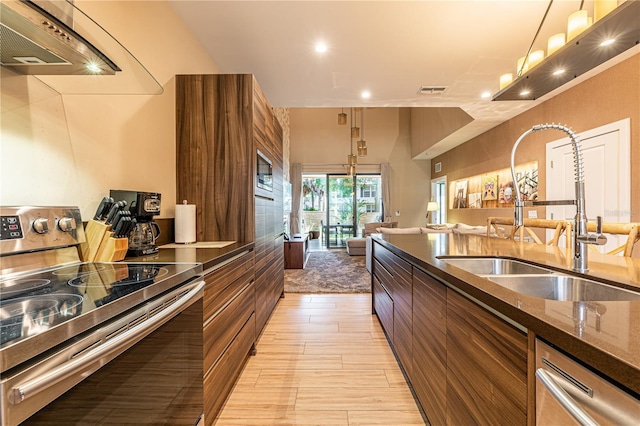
[0,262,198,349]
[0,294,83,345]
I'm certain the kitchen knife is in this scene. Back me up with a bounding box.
[113,216,127,238]
[105,203,120,225]
[111,210,124,231]
[121,217,134,238]
[93,197,110,220]
[99,198,114,221]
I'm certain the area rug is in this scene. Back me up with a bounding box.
[285,250,371,293]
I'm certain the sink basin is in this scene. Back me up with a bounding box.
[486,275,640,301]
[441,257,554,275]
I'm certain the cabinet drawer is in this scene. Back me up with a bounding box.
[204,251,254,321]
[373,275,393,341]
[373,258,395,297]
[203,312,256,425]
[374,243,412,281]
[203,281,255,373]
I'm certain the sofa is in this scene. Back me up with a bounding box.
[345,222,398,256]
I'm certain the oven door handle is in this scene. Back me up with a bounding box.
[535,368,600,426]
[10,279,205,405]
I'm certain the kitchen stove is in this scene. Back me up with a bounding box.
[0,206,204,425]
[0,262,191,353]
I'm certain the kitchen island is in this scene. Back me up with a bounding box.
[371,232,640,423]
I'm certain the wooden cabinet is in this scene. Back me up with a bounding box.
[201,250,256,425]
[446,289,528,425]
[284,235,309,269]
[372,242,413,376]
[372,273,393,341]
[176,74,284,340]
[372,240,528,425]
[412,267,447,426]
[175,74,255,243]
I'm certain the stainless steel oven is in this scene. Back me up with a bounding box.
[0,207,204,425]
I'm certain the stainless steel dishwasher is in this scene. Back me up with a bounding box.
[535,339,640,425]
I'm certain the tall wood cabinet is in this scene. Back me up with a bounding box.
[176,74,285,424]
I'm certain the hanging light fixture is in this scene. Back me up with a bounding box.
[337,108,347,125]
[346,108,357,175]
[350,107,360,138]
[357,108,367,157]
[494,0,638,101]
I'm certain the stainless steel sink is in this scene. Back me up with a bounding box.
[486,275,640,301]
[441,257,555,275]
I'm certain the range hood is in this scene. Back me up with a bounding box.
[1,0,119,75]
[0,0,162,95]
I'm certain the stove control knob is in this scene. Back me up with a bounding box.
[57,217,76,232]
[32,218,50,234]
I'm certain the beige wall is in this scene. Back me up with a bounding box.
[0,1,219,220]
[289,107,431,227]
[432,53,640,227]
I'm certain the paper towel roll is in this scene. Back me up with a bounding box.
[175,203,196,243]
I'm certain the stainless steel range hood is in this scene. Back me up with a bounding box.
[0,0,162,95]
[1,0,120,75]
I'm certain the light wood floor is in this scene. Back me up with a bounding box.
[215,293,425,425]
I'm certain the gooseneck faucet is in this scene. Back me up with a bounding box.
[510,123,606,273]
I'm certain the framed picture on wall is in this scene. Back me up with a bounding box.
[482,175,498,201]
[468,192,482,208]
[499,181,515,204]
[454,180,468,208]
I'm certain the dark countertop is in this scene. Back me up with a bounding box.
[372,233,640,395]
[125,241,254,273]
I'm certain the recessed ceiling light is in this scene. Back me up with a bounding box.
[553,69,566,76]
[481,91,491,99]
[315,42,327,53]
[600,38,615,47]
[361,90,371,99]
[520,90,530,96]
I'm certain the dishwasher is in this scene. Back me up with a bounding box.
[535,339,640,425]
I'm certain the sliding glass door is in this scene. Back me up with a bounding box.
[326,175,354,248]
[302,173,382,249]
[355,175,383,233]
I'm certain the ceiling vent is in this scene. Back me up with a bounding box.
[417,86,447,95]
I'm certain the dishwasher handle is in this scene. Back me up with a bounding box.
[536,368,600,426]
[10,280,205,405]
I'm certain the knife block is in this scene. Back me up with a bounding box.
[80,220,109,262]
[94,231,128,262]
[80,220,128,262]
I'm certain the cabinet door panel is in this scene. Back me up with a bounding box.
[203,313,256,425]
[412,268,447,426]
[373,275,393,341]
[446,290,527,425]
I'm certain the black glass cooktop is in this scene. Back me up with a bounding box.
[0,262,199,348]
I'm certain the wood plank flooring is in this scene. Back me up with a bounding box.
[215,294,425,425]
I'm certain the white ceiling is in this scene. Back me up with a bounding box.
[168,0,629,158]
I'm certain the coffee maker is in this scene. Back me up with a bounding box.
[110,190,161,256]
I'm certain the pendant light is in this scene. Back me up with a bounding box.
[337,108,347,125]
[357,108,367,157]
[350,107,360,138]
[347,108,357,174]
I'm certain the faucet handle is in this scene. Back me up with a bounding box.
[596,216,603,234]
